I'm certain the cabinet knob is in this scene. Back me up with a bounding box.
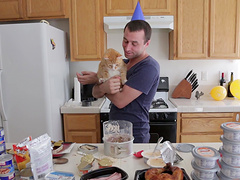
[236,114,239,121]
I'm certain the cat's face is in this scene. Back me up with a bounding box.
[103,49,123,71]
[104,57,122,70]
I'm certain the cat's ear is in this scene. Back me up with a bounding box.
[117,56,123,60]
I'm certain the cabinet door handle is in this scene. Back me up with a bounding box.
[236,114,239,121]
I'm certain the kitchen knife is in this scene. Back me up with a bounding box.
[187,73,195,83]
[184,70,193,80]
[191,80,198,88]
[192,84,199,92]
[190,75,197,84]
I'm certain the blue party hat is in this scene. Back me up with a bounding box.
[131,2,145,21]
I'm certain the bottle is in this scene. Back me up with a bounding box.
[227,72,234,97]
[220,72,226,86]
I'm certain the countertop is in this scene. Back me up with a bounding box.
[60,98,106,114]
[170,94,240,112]
[52,142,221,179]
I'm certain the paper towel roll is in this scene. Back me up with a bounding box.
[74,77,81,102]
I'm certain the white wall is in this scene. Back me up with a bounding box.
[48,19,240,96]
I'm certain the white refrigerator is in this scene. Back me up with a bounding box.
[0,22,70,143]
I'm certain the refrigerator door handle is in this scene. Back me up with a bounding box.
[0,71,7,121]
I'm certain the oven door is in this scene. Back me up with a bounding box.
[149,120,177,143]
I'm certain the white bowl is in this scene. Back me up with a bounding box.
[141,149,161,163]
[147,157,165,168]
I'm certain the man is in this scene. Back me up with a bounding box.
[79,20,160,143]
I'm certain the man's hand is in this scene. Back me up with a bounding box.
[76,71,98,85]
[101,76,121,94]
[92,76,121,98]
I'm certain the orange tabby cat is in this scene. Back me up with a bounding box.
[97,48,127,85]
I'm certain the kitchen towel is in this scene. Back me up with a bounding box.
[74,77,81,102]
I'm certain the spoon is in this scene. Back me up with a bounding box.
[151,137,163,157]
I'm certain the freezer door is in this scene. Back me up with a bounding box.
[0,23,69,143]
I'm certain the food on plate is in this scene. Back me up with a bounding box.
[53,140,64,147]
[145,163,184,180]
[88,172,122,180]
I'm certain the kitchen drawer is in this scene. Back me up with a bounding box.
[66,131,98,143]
[181,118,229,133]
[64,114,99,130]
[181,113,234,118]
[181,134,221,143]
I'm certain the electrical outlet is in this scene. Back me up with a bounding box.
[201,71,208,81]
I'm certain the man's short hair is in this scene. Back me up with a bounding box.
[124,20,152,44]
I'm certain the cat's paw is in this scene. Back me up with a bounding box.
[121,79,127,85]
[99,78,105,83]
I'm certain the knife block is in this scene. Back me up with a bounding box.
[172,79,192,99]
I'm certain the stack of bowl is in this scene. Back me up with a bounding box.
[218,122,240,179]
[191,146,220,180]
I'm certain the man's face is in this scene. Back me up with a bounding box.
[122,27,149,59]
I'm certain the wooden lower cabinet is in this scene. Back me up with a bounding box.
[63,114,101,143]
[177,112,237,143]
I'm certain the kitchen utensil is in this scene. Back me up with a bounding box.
[133,150,143,158]
[185,70,193,80]
[172,79,192,99]
[102,120,134,158]
[151,137,163,157]
[172,70,199,98]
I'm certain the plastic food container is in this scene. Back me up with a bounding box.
[217,171,234,180]
[191,160,219,179]
[191,170,219,180]
[220,135,240,154]
[192,146,220,168]
[221,122,240,141]
[219,146,240,167]
[219,160,240,179]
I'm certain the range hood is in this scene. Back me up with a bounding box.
[104,16,174,33]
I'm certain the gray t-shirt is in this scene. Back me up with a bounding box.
[109,56,160,143]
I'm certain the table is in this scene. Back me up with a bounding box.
[51,142,222,179]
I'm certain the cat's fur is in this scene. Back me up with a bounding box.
[97,48,127,85]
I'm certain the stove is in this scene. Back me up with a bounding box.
[100,77,178,143]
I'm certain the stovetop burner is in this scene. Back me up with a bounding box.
[151,98,168,109]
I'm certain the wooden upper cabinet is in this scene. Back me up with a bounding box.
[174,0,240,60]
[177,0,208,59]
[210,0,240,58]
[0,0,24,20]
[105,0,173,16]
[106,0,138,15]
[140,0,171,14]
[70,0,105,61]
[26,0,66,18]
[0,0,68,21]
